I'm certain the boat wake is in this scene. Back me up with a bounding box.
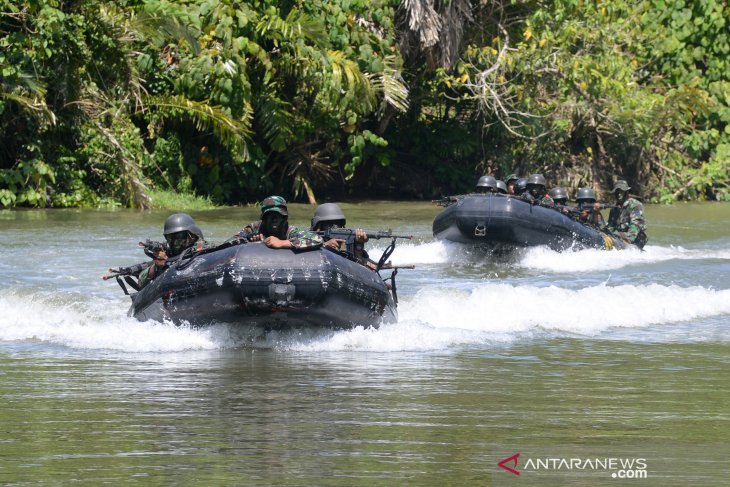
[2,280,729,353]
[376,240,730,273]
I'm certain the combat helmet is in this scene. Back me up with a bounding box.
[476,175,498,192]
[514,177,529,195]
[260,195,288,216]
[505,173,520,184]
[548,186,568,202]
[163,213,203,256]
[526,174,547,187]
[575,187,597,204]
[311,203,346,231]
[163,213,203,240]
[496,180,508,194]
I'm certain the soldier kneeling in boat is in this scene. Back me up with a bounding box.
[139,213,206,288]
[521,174,555,207]
[575,187,606,227]
[237,196,323,251]
[310,203,375,269]
[474,176,499,194]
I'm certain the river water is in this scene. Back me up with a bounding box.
[1,202,729,485]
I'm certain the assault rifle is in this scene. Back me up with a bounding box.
[432,196,460,207]
[317,228,412,260]
[140,239,168,259]
[556,202,616,217]
[102,240,176,294]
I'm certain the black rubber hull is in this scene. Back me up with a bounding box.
[129,242,397,329]
[432,194,632,251]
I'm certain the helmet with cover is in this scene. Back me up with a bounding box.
[260,195,288,217]
[612,180,631,193]
[260,195,289,238]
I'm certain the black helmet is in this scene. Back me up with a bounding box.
[527,174,547,187]
[496,180,507,194]
[163,213,202,256]
[163,213,203,239]
[188,224,204,240]
[514,177,529,195]
[476,175,498,191]
[311,203,346,230]
[548,186,568,201]
[575,187,597,203]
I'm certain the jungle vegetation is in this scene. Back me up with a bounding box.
[1,0,727,208]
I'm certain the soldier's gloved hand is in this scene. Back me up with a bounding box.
[147,248,168,279]
[153,248,167,267]
[325,238,345,251]
[355,228,368,244]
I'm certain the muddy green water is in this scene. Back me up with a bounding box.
[1,202,729,485]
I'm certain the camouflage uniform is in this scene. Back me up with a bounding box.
[239,220,323,251]
[137,262,163,289]
[138,239,208,288]
[607,198,646,243]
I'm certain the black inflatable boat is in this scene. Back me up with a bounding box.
[432,194,634,251]
[123,242,397,329]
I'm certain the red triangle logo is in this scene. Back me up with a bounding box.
[498,452,520,475]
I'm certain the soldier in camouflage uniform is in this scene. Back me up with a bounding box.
[475,175,499,194]
[139,213,206,288]
[606,180,647,248]
[575,187,606,227]
[520,174,555,207]
[237,195,323,251]
[310,203,374,268]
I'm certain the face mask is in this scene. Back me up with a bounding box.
[262,212,286,237]
[165,231,192,254]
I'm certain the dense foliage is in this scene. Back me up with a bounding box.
[1,0,727,208]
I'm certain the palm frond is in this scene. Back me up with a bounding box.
[325,49,377,111]
[1,92,56,125]
[370,55,410,113]
[254,88,295,152]
[256,8,329,48]
[146,95,253,159]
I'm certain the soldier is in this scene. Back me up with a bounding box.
[237,195,323,251]
[311,203,371,267]
[139,213,205,288]
[520,174,554,207]
[575,187,606,227]
[548,186,569,206]
[606,180,647,248]
[496,180,508,194]
[513,177,529,196]
[505,174,520,195]
[475,175,499,194]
